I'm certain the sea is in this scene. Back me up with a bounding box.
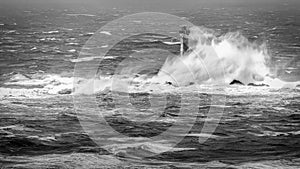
[0,3,300,169]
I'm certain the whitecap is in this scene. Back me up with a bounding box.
[67,49,76,53]
[1,74,75,98]
[183,133,220,138]
[70,56,104,62]
[100,31,112,36]
[5,30,16,34]
[162,41,181,45]
[7,50,17,52]
[101,45,109,48]
[10,73,30,82]
[42,30,59,34]
[103,142,196,156]
[66,13,96,17]
[70,57,93,62]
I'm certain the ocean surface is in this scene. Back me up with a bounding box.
[0,5,300,169]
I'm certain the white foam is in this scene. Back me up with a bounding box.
[70,56,116,62]
[101,45,109,48]
[66,13,96,17]
[103,142,196,156]
[262,77,300,88]
[42,30,59,34]
[67,49,76,53]
[0,74,75,98]
[30,47,37,50]
[85,32,94,35]
[100,31,112,36]
[74,78,113,95]
[162,41,181,45]
[5,30,16,34]
[40,37,58,41]
[66,74,300,100]
[151,26,297,89]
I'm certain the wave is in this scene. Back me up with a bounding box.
[76,26,298,95]
[0,73,73,98]
[2,26,299,98]
[42,30,59,34]
[66,13,96,17]
[103,142,195,158]
[70,56,117,63]
[151,26,299,88]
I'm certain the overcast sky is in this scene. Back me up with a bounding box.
[0,0,298,12]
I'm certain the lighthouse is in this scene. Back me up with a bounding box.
[179,26,190,56]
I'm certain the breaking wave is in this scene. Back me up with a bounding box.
[151,26,296,87]
[73,26,299,95]
[2,27,299,98]
[0,73,73,98]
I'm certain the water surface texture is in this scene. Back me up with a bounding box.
[0,2,300,169]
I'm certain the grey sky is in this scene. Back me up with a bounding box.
[0,0,298,12]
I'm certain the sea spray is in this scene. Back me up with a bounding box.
[152,26,271,86]
[78,26,299,94]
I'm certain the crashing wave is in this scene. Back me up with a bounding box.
[0,73,74,98]
[151,26,299,88]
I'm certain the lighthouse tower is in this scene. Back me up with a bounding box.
[179,26,190,56]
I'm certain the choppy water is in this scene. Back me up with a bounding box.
[0,6,300,169]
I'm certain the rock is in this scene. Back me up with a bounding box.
[248,83,269,87]
[165,81,173,85]
[58,89,72,94]
[229,80,244,85]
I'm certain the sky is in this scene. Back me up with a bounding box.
[0,0,298,12]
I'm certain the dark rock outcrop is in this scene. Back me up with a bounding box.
[248,83,269,87]
[229,80,244,85]
[58,89,72,95]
